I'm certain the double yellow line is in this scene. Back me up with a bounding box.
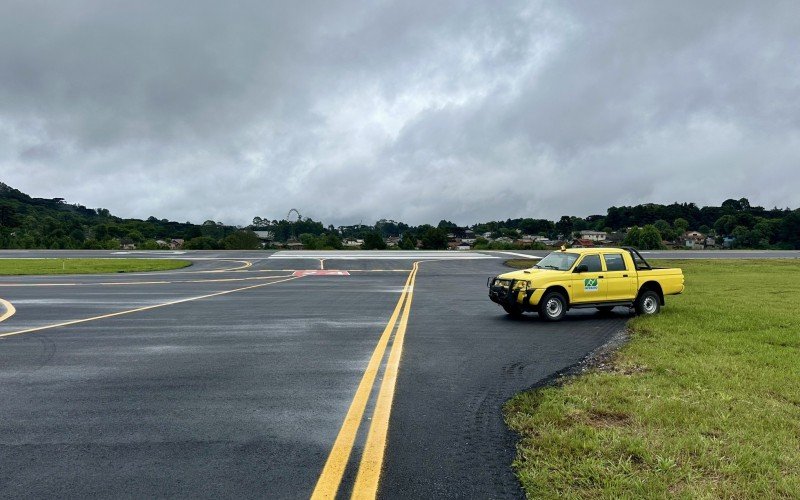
[312,261,420,499]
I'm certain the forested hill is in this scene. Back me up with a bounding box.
[0,182,798,250]
[0,182,245,249]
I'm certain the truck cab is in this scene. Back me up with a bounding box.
[488,247,684,321]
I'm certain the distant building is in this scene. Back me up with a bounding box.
[571,238,595,248]
[579,230,608,242]
[253,231,275,241]
[344,238,364,247]
[683,231,706,249]
[447,238,463,250]
[384,236,401,248]
[684,230,705,242]
[169,239,184,250]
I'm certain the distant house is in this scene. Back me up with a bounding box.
[571,238,595,248]
[579,230,608,242]
[447,238,463,250]
[253,231,275,242]
[343,238,364,248]
[286,241,305,250]
[526,235,548,242]
[169,239,184,250]
[457,243,472,251]
[495,236,514,244]
[384,236,400,248]
[249,231,274,248]
[683,231,706,249]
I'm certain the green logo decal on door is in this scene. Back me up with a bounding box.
[584,278,598,291]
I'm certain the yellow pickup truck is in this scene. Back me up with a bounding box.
[488,247,684,321]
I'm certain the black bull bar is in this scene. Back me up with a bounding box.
[488,277,520,306]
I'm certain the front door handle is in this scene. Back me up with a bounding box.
[622,274,628,277]
[598,275,604,278]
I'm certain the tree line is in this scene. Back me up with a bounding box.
[1,183,798,250]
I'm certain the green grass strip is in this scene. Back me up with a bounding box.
[505,259,800,498]
[504,259,540,269]
[0,258,192,275]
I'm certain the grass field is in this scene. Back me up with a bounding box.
[0,259,192,275]
[505,259,800,498]
[504,259,540,269]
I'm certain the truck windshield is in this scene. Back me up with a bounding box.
[533,252,579,271]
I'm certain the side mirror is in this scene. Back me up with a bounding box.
[574,264,588,273]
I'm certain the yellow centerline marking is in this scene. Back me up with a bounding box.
[310,266,416,500]
[0,276,298,339]
[0,298,16,324]
[210,260,253,272]
[351,262,419,499]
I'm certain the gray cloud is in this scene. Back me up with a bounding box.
[1,0,799,226]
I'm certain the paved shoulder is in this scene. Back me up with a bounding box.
[380,260,627,498]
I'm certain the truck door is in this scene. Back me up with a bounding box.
[571,254,605,303]
[602,252,636,301]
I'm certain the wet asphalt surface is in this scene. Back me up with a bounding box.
[1,249,793,498]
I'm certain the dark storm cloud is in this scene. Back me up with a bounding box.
[1,0,798,225]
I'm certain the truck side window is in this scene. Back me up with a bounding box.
[604,253,627,271]
[580,254,602,272]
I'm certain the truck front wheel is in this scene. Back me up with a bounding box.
[502,304,523,317]
[538,291,567,321]
[635,290,661,315]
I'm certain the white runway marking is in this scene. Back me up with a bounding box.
[489,251,543,259]
[112,251,187,255]
[268,251,496,260]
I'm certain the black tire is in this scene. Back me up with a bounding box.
[538,291,567,321]
[503,304,523,317]
[635,290,661,316]
[596,306,615,313]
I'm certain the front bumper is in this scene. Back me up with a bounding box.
[488,277,538,307]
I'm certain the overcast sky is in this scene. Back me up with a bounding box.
[1,1,799,226]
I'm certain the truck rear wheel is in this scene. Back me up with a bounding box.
[538,291,566,321]
[635,290,661,315]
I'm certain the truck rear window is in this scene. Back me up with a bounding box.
[604,253,627,271]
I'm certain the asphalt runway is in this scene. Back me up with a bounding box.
[0,249,795,498]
